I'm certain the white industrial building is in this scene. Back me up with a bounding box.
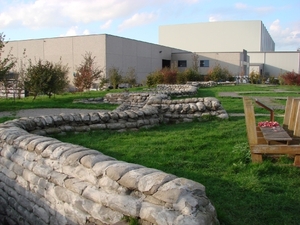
[159,20,275,52]
[159,20,299,78]
[3,20,300,89]
[5,34,187,85]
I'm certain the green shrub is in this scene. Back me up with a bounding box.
[123,67,137,87]
[184,68,201,81]
[108,66,122,89]
[176,71,187,84]
[207,64,232,82]
[269,76,279,85]
[25,59,69,99]
[249,70,261,84]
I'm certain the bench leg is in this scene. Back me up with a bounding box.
[251,153,263,163]
[294,155,300,167]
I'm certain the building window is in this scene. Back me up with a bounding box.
[178,60,187,67]
[200,60,209,67]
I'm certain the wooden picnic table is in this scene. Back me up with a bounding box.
[243,96,300,166]
[259,126,292,145]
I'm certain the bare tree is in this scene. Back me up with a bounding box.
[192,53,199,72]
[123,67,137,87]
[108,66,122,89]
[0,33,17,98]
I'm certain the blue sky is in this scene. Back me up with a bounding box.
[1,0,299,51]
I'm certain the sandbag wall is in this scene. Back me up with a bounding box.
[0,85,222,225]
[0,122,219,225]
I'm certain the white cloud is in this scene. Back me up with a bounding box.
[0,0,148,29]
[270,19,282,32]
[83,29,90,35]
[118,12,158,31]
[101,20,113,30]
[269,19,300,50]
[209,16,217,22]
[235,3,248,9]
[64,26,79,36]
[255,6,274,14]
[234,2,274,14]
[181,0,200,3]
[61,26,90,37]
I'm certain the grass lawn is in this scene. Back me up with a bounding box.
[1,84,300,225]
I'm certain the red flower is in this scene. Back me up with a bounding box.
[258,121,279,128]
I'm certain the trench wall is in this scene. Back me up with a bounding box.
[0,85,224,225]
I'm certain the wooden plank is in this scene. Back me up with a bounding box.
[250,153,263,163]
[255,99,274,121]
[257,137,267,144]
[260,126,292,144]
[294,155,300,167]
[293,103,300,137]
[251,145,300,154]
[243,97,257,145]
[283,97,293,129]
[288,99,300,131]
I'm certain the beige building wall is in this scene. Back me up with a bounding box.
[172,51,249,76]
[159,20,275,52]
[4,34,184,87]
[5,35,107,86]
[248,52,300,77]
[105,35,180,84]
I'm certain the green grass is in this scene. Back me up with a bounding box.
[52,116,300,225]
[0,91,120,112]
[1,84,300,224]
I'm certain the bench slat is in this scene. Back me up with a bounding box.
[260,127,292,141]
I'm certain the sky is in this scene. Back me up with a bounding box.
[0,0,299,51]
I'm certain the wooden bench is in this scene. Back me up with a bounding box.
[243,97,300,166]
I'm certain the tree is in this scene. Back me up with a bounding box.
[192,53,199,72]
[73,52,103,92]
[25,59,69,99]
[0,33,17,97]
[11,50,27,99]
[108,66,122,89]
[123,67,137,87]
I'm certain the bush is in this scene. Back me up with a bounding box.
[183,68,203,82]
[161,67,177,84]
[108,66,123,89]
[207,64,232,82]
[269,76,280,85]
[146,70,164,87]
[25,59,69,99]
[176,71,187,84]
[249,70,261,84]
[123,67,137,87]
[279,71,300,85]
